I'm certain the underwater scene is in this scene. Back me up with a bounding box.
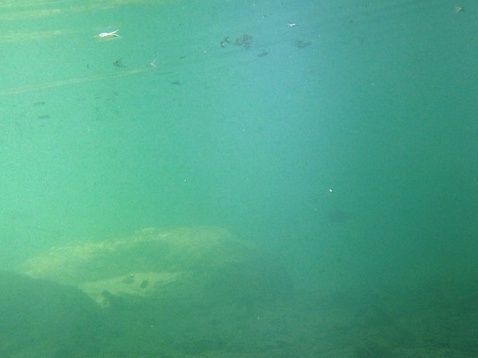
[0,0,477,356]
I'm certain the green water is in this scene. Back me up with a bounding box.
[1,0,477,356]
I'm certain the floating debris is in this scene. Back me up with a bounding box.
[219,36,230,48]
[113,58,125,67]
[293,40,312,49]
[234,34,253,49]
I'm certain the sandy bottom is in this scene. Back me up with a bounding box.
[2,275,477,357]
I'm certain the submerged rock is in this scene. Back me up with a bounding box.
[18,227,293,309]
[17,227,294,355]
[0,271,100,356]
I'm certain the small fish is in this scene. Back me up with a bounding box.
[97,30,120,38]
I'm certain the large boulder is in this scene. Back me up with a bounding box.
[17,227,293,356]
[18,227,292,309]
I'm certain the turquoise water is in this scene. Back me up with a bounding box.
[1,0,478,356]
